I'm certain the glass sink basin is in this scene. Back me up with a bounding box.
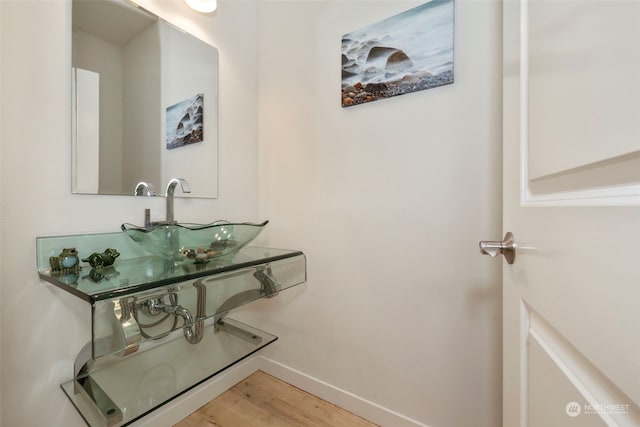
[121,220,268,262]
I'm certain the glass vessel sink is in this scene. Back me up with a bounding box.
[121,220,268,262]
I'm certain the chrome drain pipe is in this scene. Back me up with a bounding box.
[148,281,206,344]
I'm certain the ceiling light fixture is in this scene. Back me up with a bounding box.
[185,0,217,13]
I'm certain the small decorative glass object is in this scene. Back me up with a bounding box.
[49,248,80,272]
[81,248,120,269]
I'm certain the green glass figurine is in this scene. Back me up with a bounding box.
[82,248,120,269]
[49,248,80,272]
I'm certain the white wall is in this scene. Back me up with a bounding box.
[0,1,259,425]
[122,21,162,193]
[160,20,219,198]
[1,0,501,426]
[0,0,3,420]
[73,29,126,193]
[235,1,503,426]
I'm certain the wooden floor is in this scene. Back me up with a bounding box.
[174,370,378,427]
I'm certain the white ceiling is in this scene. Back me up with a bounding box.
[72,0,157,46]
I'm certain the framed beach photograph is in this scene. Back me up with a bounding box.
[166,93,204,150]
[341,0,454,107]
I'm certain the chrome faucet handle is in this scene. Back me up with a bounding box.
[165,178,191,196]
[133,181,157,196]
[165,178,191,224]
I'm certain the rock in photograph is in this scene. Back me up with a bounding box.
[341,0,454,107]
[166,93,204,149]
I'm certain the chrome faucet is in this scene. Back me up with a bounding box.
[133,181,157,196]
[165,178,191,223]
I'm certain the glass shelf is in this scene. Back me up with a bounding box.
[89,251,305,359]
[62,318,277,427]
[38,239,304,303]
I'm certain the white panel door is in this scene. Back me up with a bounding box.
[502,1,640,426]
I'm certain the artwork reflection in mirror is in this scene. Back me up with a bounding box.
[72,0,218,198]
[166,93,204,150]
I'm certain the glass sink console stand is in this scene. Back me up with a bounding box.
[37,232,307,426]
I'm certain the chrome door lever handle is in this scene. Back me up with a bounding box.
[479,232,516,264]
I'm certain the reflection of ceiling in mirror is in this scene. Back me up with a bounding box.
[72,0,156,46]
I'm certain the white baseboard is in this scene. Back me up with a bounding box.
[256,356,430,427]
[133,355,429,427]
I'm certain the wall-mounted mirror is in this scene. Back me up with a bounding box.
[72,0,218,198]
